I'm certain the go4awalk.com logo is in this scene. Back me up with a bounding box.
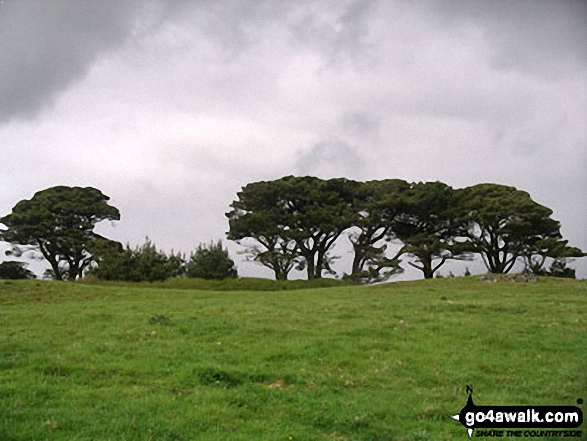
[451,386,584,438]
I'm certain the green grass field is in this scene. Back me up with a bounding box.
[1,277,585,440]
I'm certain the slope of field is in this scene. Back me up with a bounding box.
[0,278,585,440]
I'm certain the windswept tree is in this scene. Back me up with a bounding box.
[227,176,358,280]
[0,186,120,281]
[228,176,578,281]
[522,237,583,275]
[227,179,302,280]
[392,181,471,279]
[275,176,359,280]
[347,179,409,282]
[457,183,565,274]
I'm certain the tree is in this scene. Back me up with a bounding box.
[0,186,120,281]
[186,240,237,280]
[392,182,471,279]
[277,176,358,279]
[346,179,409,282]
[0,261,36,280]
[227,179,302,280]
[227,176,358,280]
[457,183,564,274]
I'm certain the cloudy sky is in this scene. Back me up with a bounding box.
[1,0,586,279]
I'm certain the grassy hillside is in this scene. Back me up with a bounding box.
[0,277,585,440]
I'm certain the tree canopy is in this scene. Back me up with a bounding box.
[226,179,301,280]
[278,176,358,280]
[522,237,584,275]
[227,176,359,280]
[346,179,408,282]
[0,186,120,281]
[392,181,471,279]
[457,183,565,274]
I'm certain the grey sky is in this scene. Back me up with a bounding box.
[1,0,585,278]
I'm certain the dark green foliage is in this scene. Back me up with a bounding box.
[392,181,472,279]
[343,262,403,284]
[228,176,359,280]
[0,261,36,280]
[186,240,237,280]
[227,179,302,280]
[228,177,581,281]
[522,237,584,274]
[347,179,408,282]
[90,238,185,282]
[457,183,579,274]
[281,176,360,279]
[0,186,120,281]
[545,258,576,278]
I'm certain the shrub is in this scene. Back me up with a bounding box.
[0,261,36,280]
[90,238,185,282]
[186,240,237,280]
[545,258,576,279]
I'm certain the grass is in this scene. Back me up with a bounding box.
[0,277,585,440]
[79,275,357,291]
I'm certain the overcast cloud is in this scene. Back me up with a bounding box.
[1,0,585,279]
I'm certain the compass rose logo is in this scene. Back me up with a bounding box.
[451,385,476,438]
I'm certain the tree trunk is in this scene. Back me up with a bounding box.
[306,255,316,280]
[351,244,367,275]
[421,254,433,279]
[422,259,434,279]
[38,241,65,281]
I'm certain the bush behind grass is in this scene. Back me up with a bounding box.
[0,277,585,440]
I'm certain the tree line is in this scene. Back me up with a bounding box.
[226,176,583,281]
[0,179,583,282]
[0,186,236,281]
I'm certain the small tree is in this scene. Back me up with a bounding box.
[0,186,120,281]
[0,261,36,280]
[544,258,577,279]
[457,183,562,274]
[131,239,185,282]
[186,241,237,280]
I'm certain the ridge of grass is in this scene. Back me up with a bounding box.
[78,276,357,291]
